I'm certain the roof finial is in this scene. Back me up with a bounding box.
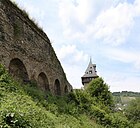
[90,56,92,63]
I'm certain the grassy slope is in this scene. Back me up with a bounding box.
[0,65,102,128]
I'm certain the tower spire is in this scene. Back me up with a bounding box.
[90,56,92,63]
[81,58,98,86]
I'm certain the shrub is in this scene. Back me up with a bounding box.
[0,64,134,127]
[67,89,96,114]
[86,77,114,108]
[106,113,132,128]
[125,98,140,123]
[0,64,10,83]
[134,123,140,128]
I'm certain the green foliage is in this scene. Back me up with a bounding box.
[86,77,114,108]
[113,91,140,97]
[22,83,47,104]
[0,64,103,128]
[106,112,131,128]
[67,89,95,114]
[113,95,122,104]
[1,111,31,128]
[134,122,140,128]
[125,98,140,123]
[0,64,10,83]
[0,64,138,127]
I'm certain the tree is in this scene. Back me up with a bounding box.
[86,77,114,108]
[125,98,140,123]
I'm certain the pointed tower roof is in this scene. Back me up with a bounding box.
[82,58,98,78]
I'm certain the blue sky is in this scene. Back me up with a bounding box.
[12,0,140,92]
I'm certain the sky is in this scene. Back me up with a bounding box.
[11,0,140,92]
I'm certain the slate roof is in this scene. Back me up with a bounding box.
[82,59,98,78]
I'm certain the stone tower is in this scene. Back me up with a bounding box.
[81,58,98,86]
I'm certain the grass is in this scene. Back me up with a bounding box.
[0,64,102,128]
[1,64,139,128]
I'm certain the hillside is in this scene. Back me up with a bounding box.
[113,91,140,105]
[113,91,140,97]
[0,64,140,128]
[0,64,102,128]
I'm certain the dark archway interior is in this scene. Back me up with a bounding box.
[54,79,61,96]
[38,72,49,92]
[9,58,29,83]
[64,85,68,93]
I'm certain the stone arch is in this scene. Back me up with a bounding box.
[38,72,50,92]
[54,79,61,96]
[9,58,29,83]
[64,85,68,93]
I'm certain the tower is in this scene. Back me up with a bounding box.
[81,58,98,86]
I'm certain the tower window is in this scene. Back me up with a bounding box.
[89,70,92,74]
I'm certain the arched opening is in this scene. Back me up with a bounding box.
[38,72,49,92]
[9,58,29,83]
[64,85,68,93]
[54,79,61,96]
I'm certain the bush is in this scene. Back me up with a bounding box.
[90,105,106,122]
[0,111,31,128]
[86,77,114,108]
[106,113,132,128]
[0,64,134,127]
[125,98,140,123]
[0,64,11,83]
[134,123,140,128]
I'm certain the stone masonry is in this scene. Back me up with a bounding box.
[0,0,72,95]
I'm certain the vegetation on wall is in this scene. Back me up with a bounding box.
[9,0,45,38]
[13,22,21,38]
[0,64,140,127]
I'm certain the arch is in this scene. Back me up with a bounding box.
[54,79,61,96]
[64,85,68,93]
[38,72,50,92]
[9,58,29,83]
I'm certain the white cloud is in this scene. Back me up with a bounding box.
[94,3,134,46]
[104,48,140,69]
[74,0,95,24]
[57,45,76,59]
[59,0,93,24]
[59,0,140,46]
[58,0,88,39]
[134,0,140,15]
[56,44,88,63]
[108,75,140,92]
[99,70,140,92]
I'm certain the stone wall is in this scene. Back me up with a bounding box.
[0,0,72,95]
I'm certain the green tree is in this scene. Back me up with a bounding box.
[125,98,140,123]
[86,77,114,108]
